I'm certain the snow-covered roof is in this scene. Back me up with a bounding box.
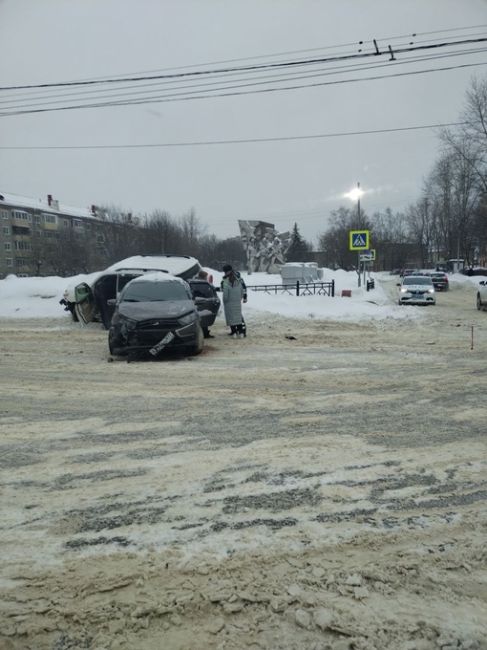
[282,262,317,268]
[130,272,187,284]
[107,255,200,276]
[0,191,97,220]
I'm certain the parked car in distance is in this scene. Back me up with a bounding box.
[400,268,420,278]
[427,271,449,291]
[108,273,206,357]
[60,255,202,327]
[398,275,436,305]
[476,279,487,311]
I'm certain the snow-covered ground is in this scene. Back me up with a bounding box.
[0,268,481,321]
[1,268,486,649]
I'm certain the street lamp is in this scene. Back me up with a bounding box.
[346,182,365,286]
[346,182,364,225]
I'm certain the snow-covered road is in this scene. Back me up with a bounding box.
[1,276,486,649]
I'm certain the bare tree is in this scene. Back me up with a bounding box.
[405,197,434,267]
[440,76,487,193]
[370,208,411,270]
[142,210,184,254]
[318,206,373,269]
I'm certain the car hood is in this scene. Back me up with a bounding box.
[118,300,196,321]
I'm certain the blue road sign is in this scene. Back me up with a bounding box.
[349,230,370,250]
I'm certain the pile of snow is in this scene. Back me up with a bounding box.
[0,268,481,323]
[237,270,414,322]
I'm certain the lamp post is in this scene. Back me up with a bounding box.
[347,182,364,286]
[347,181,363,223]
[356,182,361,226]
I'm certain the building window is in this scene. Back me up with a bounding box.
[6,258,13,267]
[12,225,30,235]
[4,242,11,251]
[1,209,10,220]
[14,240,32,251]
[63,219,69,227]
[41,213,57,224]
[73,219,84,228]
[2,226,9,235]
[12,210,31,222]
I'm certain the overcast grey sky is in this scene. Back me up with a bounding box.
[1,0,486,244]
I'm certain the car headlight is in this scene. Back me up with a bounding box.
[400,288,409,293]
[119,316,138,329]
[427,288,435,293]
[179,312,197,326]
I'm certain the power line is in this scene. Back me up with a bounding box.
[24,23,485,85]
[1,36,486,91]
[0,121,466,150]
[1,46,484,110]
[2,60,484,117]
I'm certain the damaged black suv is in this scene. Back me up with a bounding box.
[108,273,206,357]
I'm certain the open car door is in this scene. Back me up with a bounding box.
[73,283,96,324]
[74,272,146,327]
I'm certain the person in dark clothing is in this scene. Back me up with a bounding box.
[195,269,215,338]
[94,275,117,330]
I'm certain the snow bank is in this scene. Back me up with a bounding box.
[1,268,478,322]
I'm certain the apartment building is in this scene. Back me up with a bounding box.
[0,192,106,278]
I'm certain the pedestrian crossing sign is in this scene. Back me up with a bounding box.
[349,230,370,250]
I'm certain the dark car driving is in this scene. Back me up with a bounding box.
[108,273,205,357]
[428,271,449,291]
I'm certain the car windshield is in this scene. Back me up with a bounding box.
[121,280,190,302]
[403,277,433,286]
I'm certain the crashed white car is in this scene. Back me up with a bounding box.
[398,275,436,306]
[60,255,202,327]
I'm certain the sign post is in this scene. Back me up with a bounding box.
[359,249,375,286]
[349,230,370,287]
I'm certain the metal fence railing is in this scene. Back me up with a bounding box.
[247,280,335,297]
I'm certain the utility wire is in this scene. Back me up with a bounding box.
[6,23,485,93]
[1,36,486,91]
[2,60,484,117]
[0,121,466,150]
[1,46,485,109]
[37,23,486,84]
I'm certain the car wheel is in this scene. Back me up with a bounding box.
[477,293,483,311]
[108,330,122,355]
[188,324,204,355]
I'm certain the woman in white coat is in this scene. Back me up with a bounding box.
[221,265,247,337]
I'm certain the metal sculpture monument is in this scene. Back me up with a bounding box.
[238,220,291,274]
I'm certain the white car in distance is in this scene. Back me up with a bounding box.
[398,275,436,306]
